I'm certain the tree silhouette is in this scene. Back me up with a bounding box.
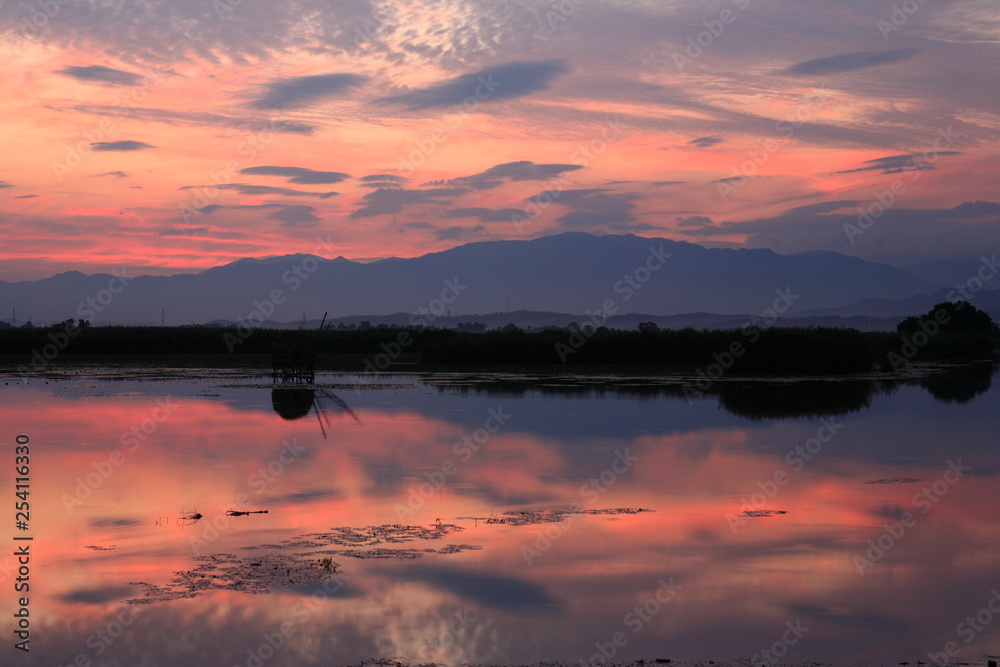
[897,301,998,336]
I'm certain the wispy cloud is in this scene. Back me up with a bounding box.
[250,73,367,110]
[360,174,409,188]
[90,141,155,152]
[836,153,961,174]
[378,60,569,110]
[524,188,642,231]
[179,184,338,199]
[781,49,919,76]
[444,207,526,223]
[362,174,408,183]
[426,161,583,190]
[160,227,208,237]
[351,187,466,218]
[687,136,723,148]
[268,205,321,227]
[68,105,316,134]
[239,166,350,184]
[57,65,143,86]
[677,215,714,228]
[435,224,485,241]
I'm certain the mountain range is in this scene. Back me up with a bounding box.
[1,233,995,329]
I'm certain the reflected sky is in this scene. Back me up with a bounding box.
[1,366,998,666]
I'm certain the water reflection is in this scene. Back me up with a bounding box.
[714,380,886,420]
[177,509,204,526]
[0,364,997,666]
[426,364,998,420]
[915,362,995,403]
[271,385,359,438]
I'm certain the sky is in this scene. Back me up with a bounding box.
[0,0,998,281]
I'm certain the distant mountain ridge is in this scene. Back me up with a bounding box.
[0,232,976,327]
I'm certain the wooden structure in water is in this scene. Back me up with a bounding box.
[271,313,326,383]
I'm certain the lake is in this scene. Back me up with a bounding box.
[2,364,998,666]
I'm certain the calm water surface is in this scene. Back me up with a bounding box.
[1,365,998,666]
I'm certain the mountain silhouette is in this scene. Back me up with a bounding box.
[0,232,941,325]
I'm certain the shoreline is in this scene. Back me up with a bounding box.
[0,353,990,382]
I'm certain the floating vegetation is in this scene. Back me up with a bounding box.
[741,510,787,518]
[123,522,479,605]
[226,509,269,516]
[864,478,921,484]
[258,522,465,551]
[125,551,342,604]
[309,545,482,560]
[123,514,650,604]
[84,545,117,551]
[318,557,341,572]
[458,507,653,527]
